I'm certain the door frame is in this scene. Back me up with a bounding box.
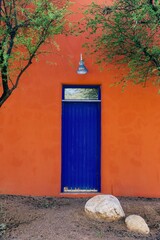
[61,85,101,193]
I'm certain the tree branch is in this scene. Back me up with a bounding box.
[0,28,49,107]
[0,0,67,107]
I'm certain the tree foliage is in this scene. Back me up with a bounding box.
[0,0,69,107]
[84,0,160,87]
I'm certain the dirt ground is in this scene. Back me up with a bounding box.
[0,195,160,240]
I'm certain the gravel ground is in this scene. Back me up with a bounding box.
[0,195,160,240]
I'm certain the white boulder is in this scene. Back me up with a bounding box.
[85,195,125,221]
[125,215,150,234]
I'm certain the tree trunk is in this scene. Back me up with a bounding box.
[0,64,10,104]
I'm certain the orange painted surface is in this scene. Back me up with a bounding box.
[0,0,160,197]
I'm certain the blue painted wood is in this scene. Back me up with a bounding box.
[61,99,101,192]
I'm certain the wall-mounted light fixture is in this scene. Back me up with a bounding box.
[77,54,88,75]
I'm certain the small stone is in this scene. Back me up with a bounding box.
[85,195,125,222]
[125,215,150,234]
[0,223,6,231]
[0,223,6,237]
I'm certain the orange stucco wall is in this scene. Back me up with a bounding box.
[0,0,160,198]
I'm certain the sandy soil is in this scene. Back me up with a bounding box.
[0,195,160,240]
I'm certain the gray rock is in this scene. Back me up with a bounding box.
[85,194,125,221]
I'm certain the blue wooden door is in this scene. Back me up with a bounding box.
[61,86,101,192]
